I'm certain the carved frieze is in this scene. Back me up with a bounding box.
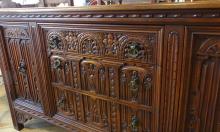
[47,30,156,64]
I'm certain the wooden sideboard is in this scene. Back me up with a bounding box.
[0,2,220,132]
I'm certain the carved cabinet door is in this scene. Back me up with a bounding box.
[185,27,220,132]
[43,24,163,132]
[0,25,42,105]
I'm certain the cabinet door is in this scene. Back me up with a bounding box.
[42,24,163,132]
[185,27,220,132]
[1,24,42,106]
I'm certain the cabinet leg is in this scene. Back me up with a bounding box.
[14,122,24,131]
[13,111,32,131]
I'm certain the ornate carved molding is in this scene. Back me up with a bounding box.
[1,11,220,19]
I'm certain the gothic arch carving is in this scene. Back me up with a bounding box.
[198,37,220,55]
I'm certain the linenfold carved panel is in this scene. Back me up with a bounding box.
[3,27,41,104]
[186,36,220,132]
[46,28,159,64]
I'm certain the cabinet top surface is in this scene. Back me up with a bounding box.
[1,1,220,13]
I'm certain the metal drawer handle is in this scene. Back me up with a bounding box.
[49,35,62,49]
[128,42,141,58]
[54,58,62,70]
[18,60,26,74]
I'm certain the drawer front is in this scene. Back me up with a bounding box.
[45,25,163,65]
[41,24,162,132]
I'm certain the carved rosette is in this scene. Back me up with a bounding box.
[120,33,156,63]
[47,32,63,51]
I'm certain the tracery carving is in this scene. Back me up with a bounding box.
[82,37,98,55]
[4,28,29,39]
[120,66,153,105]
[81,60,103,93]
[47,30,156,64]
[198,37,220,55]
[65,31,79,52]
[103,33,121,57]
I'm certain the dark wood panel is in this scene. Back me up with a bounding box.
[2,26,42,104]
[185,27,220,132]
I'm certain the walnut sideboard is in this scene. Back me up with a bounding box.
[0,2,220,132]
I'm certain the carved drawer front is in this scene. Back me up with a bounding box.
[45,25,163,65]
[2,26,41,105]
[54,87,152,132]
[50,55,154,107]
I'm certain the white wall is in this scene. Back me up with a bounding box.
[12,0,39,5]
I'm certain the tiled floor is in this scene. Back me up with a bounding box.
[0,85,66,132]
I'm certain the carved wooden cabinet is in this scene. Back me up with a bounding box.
[0,2,220,132]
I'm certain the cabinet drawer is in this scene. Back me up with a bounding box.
[43,24,163,65]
